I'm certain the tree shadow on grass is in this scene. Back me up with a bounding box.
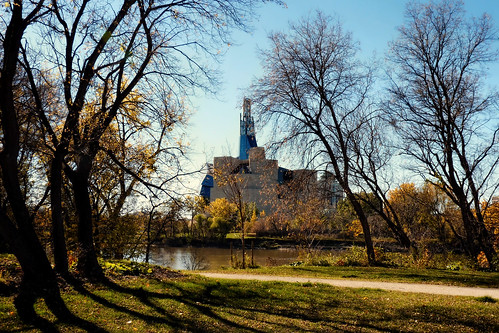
[64,275,352,332]
[96,277,346,332]
[1,279,106,333]
[396,303,499,332]
[18,313,106,333]
[68,276,264,332]
[29,274,496,333]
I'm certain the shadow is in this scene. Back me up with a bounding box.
[8,298,107,333]
[97,277,263,332]
[9,272,495,332]
[0,281,17,297]
[62,274,345,332]
[396,303,499,332]
[3,275,107,333]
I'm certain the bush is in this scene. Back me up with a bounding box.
[100,259,153,276]
[337,246,368,266]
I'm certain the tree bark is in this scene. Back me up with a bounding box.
[0,210,71,321]
[345,192,376,265]
[70,164,104,280]
[50,151,69,275]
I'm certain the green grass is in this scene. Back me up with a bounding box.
[1,274,498,332]
[207,265,499,288]
[2,253,499,332]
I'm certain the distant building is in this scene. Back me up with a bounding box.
[200,98,342,213]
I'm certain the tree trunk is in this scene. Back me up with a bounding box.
[238,196,246,269]
[380,209,417,255]
[0,0,70,321]
[71,168,104,280]
[347,194,376,265]
[50,152,69,275]
[0,211,71,322]
[463,209,498,269]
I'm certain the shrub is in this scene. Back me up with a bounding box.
[100,259,153,276]
[337,246,369,267]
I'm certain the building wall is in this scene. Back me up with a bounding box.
[210,147,283,213]
[209,147,329,214]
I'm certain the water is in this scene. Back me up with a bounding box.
[147,246,303,270]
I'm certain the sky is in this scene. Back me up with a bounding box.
[185,0,499,193]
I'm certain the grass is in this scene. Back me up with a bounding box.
[2,252,499,332]
[207,246,499,288]
[1,273,498,332]
[208,265,499,288]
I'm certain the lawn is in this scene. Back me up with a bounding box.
[1,272,498,332]
[204,265,499,288]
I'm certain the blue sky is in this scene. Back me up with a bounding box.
[186,0,499,191]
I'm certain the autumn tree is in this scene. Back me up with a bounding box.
[88,92,188,258]
[386,0,499,267]
[252,12,377,264]
[387,183,459,248]
[213,157,250,267]
[262,170,329,247]
[483,199,499,249]
[0,0,72,322]
[11,0,279,280]
[1,0,282,320]
[206,198,238,239]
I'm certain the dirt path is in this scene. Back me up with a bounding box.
[198,272,499,299]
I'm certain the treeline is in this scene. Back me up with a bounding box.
[250,1,499,268]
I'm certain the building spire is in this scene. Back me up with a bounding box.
[239,98,257,160]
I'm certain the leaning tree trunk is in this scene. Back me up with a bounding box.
[463,208,498,269]
[11,231,70,321]
[0,0,73,323]
[347,193,376,265]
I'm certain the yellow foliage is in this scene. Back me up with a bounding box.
[483,201,499,248]
[477,251,490,269]
[207,198,237,220]
[388,183,417,202]
[348,219,363,237]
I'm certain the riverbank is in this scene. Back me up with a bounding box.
[158,235,369,250]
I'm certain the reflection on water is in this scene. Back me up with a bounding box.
[148,246,302,270]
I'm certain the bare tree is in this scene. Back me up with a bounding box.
[252,12,378,264]
[386,0,499,267]
[348,117,416,253]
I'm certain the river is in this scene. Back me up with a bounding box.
[147,246,304,270]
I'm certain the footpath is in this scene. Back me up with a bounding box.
[198,272,499,299]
